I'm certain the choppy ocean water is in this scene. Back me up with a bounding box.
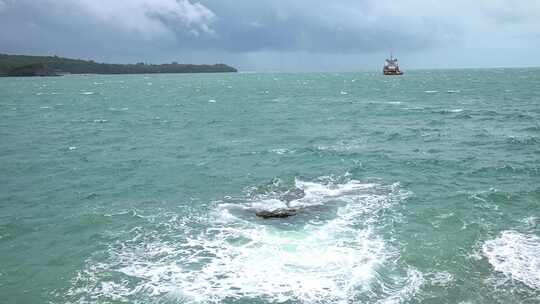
[0,69,539,303]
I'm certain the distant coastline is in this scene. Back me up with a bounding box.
[0,54,237,76]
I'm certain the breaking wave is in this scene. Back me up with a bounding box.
[65,177,422,303]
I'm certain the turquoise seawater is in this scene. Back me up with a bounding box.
[1,69,539,303]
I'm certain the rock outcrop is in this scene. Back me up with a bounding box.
[255,209,298,219]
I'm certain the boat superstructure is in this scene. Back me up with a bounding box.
[383,52,403,75]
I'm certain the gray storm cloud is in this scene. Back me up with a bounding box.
[0,0,539,70]
[76,0,217,38]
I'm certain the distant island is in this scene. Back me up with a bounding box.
[0,54,237,76]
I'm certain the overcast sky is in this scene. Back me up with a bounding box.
[1,0,539,71]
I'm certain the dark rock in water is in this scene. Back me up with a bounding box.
[280,188,305,204]
[255,188,304,219]
[256,209,297,219]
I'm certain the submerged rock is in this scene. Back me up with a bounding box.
[255,209,297,219]
[255,187,304,219]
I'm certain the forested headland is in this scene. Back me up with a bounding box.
[0,54,237,76]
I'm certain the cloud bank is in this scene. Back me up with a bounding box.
[0,0,539,70]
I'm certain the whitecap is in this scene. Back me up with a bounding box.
[208,99,216,103]
[270,148,294,155]
[424,90,438,93]
[450,109,463,113]
[316,139,366,152]
[80,91,94,95]
[340,91,348,95]
[483,230,540,289]
[446,90,461,93]
[68,146,77,151]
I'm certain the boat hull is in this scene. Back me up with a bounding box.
[383,71,404,75]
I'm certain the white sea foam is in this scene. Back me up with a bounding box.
[429,271,454,286]
[316,139,366,152]
[80,91,94,95]
[483,231,540,289]
[109,107,129,111]
[424,90,438,93]
[208,99,216,103]
[270,148,294,155]
[67,178,420,303]
[380,268,424,304]
[450,109,463,113]
[521,216,537,228]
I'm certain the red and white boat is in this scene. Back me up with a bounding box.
[383,53,404,75]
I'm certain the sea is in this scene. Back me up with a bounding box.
[0,69,539,304]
